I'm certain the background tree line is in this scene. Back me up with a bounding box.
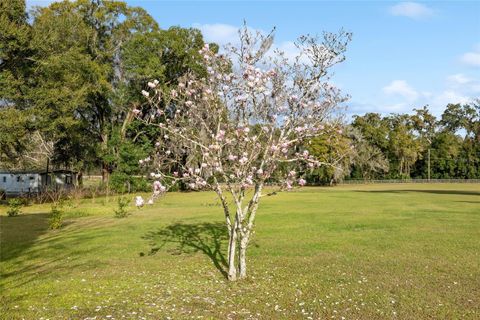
[306,103,480,184]
[1,0,479,191]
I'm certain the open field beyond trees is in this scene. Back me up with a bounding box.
[1,184,479,319]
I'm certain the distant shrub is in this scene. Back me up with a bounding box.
[110,173,151,193]
[49,204,64,229]
[114,197,130,218]
[7,198,22,217]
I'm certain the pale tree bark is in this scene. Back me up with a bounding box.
[227,223,238,281]
[238,236,248,279]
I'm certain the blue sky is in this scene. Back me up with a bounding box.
[28,1,480,117]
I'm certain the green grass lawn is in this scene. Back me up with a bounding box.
[1,184,479,319]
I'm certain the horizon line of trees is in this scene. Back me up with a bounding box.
[306,103,480,184]
[1,0,479,191]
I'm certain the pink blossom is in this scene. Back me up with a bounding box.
[135,196,144,207]
[298,178,307,186]
[216,130,225,141]
[141,90,149,98]
[153,180,163,191]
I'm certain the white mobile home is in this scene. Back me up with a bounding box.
[0,170,77,196]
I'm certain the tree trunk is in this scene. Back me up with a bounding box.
[102,162,110,184]
[238,236,248,279]
[227,226,238,281]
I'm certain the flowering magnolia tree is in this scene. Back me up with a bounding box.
[136,25,351,281]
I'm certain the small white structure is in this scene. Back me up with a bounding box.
[0,170,77,196]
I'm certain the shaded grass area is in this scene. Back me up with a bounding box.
[0,184,479,319]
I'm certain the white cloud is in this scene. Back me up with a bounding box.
[383,80,419,101]
[446,73,480,93]
[433,90,471,107]
[353,74,478,117]
[193,23,239,46]
[460,50,480,67]
[447,73,472,85]
[276,41,299,61]
[389,2,434,19]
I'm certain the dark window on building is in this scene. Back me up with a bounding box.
[17,176,20,182]
[2,177,6,183]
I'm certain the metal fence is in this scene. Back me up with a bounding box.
[340,179,480,184]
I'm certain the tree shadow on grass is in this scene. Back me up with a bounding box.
[0,213,50,262]
[355,189,480,196]
[1,214,106,290]
[141,222,229,278]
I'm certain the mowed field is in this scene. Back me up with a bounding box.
[1,184,479,319]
